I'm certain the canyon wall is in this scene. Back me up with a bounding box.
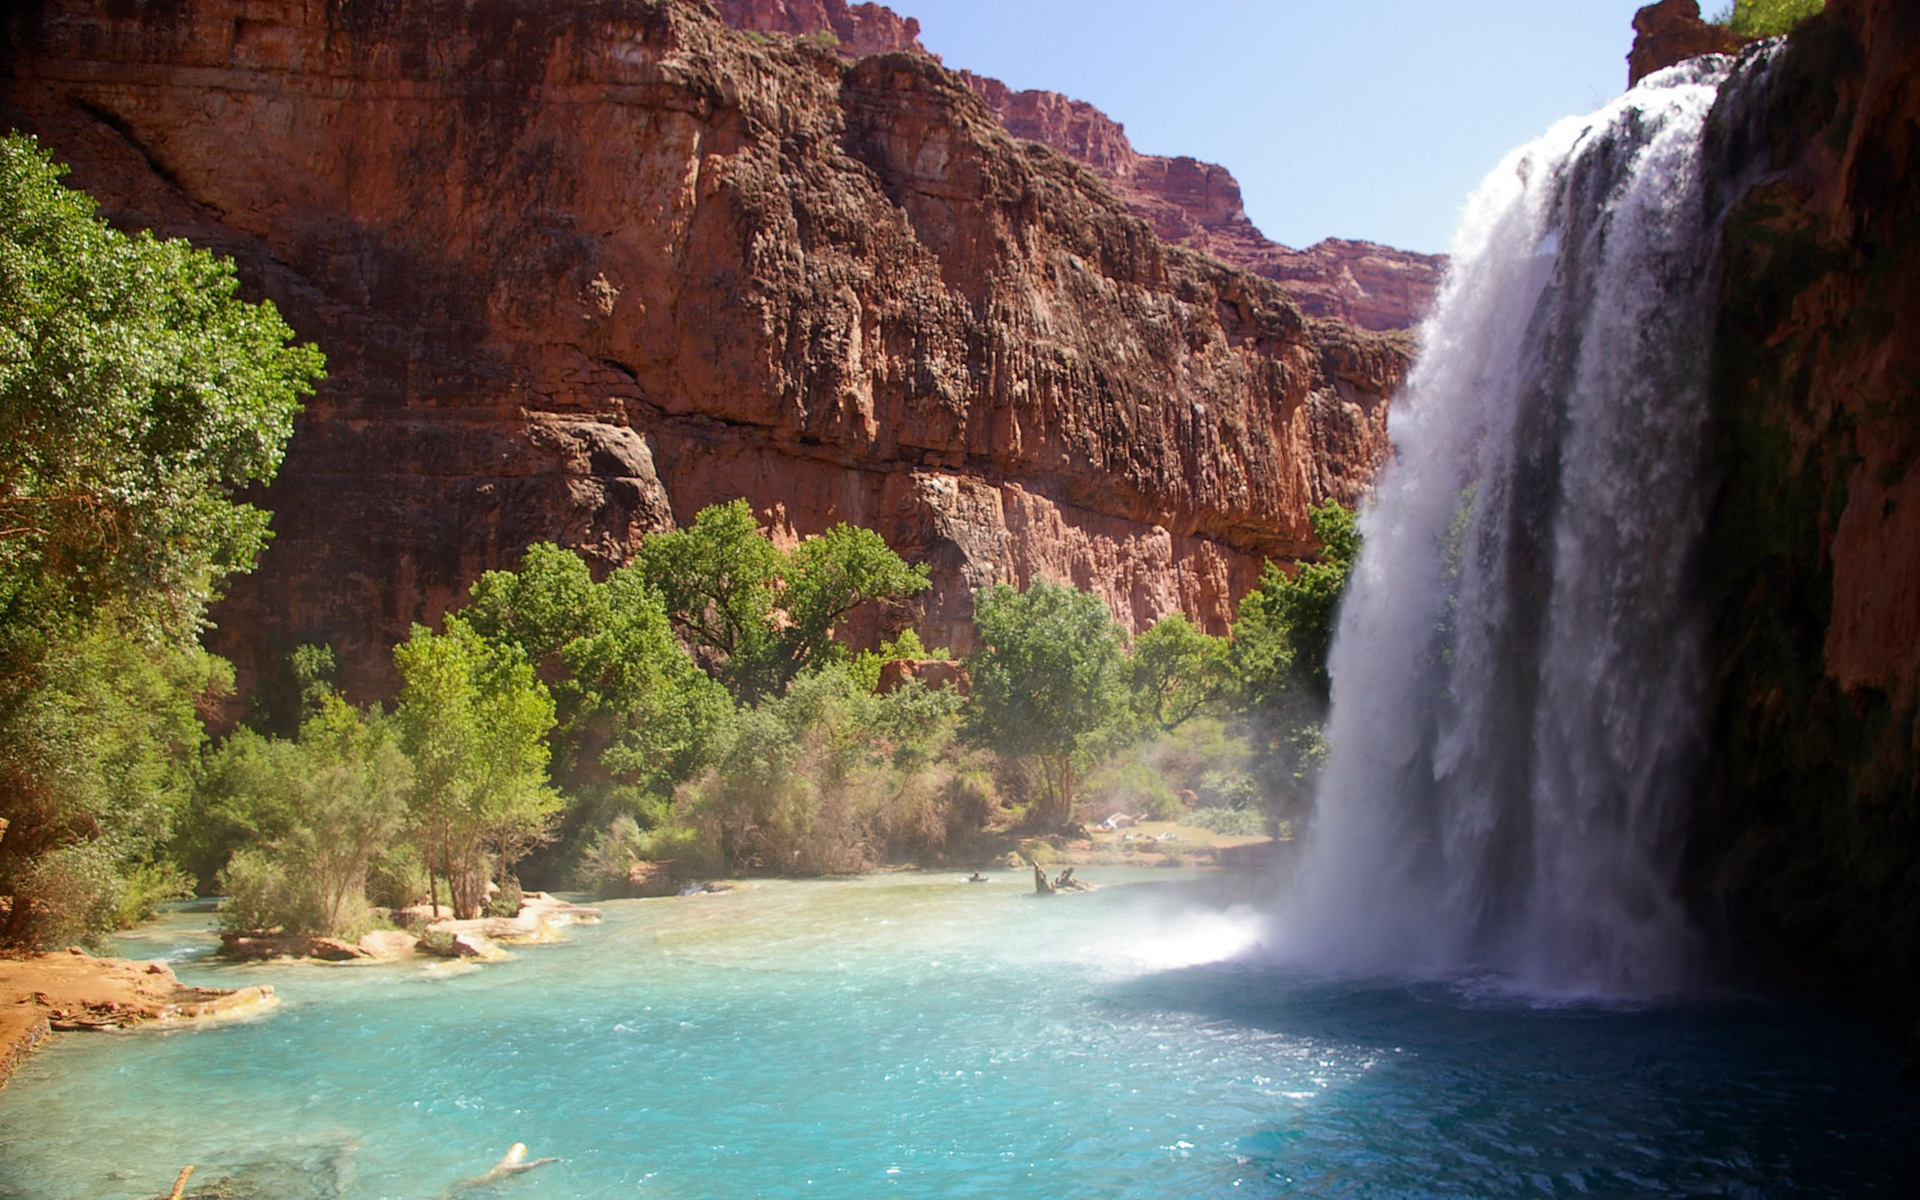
[1,0,1409,702]
[1689,0,1920,1010]
[714,2,1446,330]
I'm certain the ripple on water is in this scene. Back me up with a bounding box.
[1,873,1914,1199]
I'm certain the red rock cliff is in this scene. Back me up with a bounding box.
[1696,0,1920,1007]
[1,0,1409,701]
[715,1,1446,330]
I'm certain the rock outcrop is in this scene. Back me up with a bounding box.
[958,73,1446,331]
[1629,0,1753,85]
[0,951,276,1087]
[1695,0,1920,1011]
[715,0,1446,330]
[712,0,930,59]
[2,0,1410,701]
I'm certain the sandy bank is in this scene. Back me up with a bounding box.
[0,950,276,1088]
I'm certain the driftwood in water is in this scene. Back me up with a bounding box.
[166,1166,194,1200]
[1032,862,1054,895]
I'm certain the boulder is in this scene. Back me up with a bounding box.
[356,930,420,958]
[1627,0,1751,86]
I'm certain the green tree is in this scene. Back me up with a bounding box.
[963,581,1131,828]
[0,134,320,669]
[1230,499,1361,708]
[208,694,411,938]
[0,631,217,945]
[463,542,608,670]
[393,619,560,918]
[1130,612,1228,731]
[562,563,733,795]
[638,500,929,701]
[0,134,320,946]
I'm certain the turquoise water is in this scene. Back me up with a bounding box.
[1,871,1914,1199]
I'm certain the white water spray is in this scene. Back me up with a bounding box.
[1279,55,1773,995]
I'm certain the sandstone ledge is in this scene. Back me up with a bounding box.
[0,951,276,1089]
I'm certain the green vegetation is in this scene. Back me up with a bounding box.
[964,581,1132,827]
[638,499,929,702]
[0,136,1369,939]
[0,134,320,948]
[1711,0,1825,37]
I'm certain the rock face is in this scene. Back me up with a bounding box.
[1628,0,1752,85]
[716,1,1446,330]
[1696,0,1920,1009]
[958,74,1446,331]
[712,0,929,58]
[1,0,1409,701]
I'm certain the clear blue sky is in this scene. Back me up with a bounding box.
[897,0,1651,254]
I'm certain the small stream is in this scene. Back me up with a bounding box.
[1,872,1913,1198]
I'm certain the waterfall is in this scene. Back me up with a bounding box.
[1278,53,1775,995]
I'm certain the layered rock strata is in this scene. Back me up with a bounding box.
[957,73,1446,331]
[714,0,1446,329]
[1,0,1409,700]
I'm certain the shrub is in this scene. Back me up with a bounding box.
[1184,807,1266,837]
[1080,760,1179,822]
[485,877,524,919]
[1711,0,1824,37]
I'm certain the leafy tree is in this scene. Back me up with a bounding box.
[0,134,319,948]
[1230,499,1361,708]
[463,542,608,670]
[207,694,411,938]
[0,134,320,669]
[963,581,1131,828]
[638,500,929,701]
[850,627,944,692]
[562,563,733,795]
[1130,612,1227,731]
[393,619,560,917]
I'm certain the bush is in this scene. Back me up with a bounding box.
[1080,760,1180,822]
[1184,807,1266,837]
[367,844,429,911]
[486,877,524,919]
[1711,0,1824,37]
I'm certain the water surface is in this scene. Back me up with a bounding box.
[1,871,1912,1198]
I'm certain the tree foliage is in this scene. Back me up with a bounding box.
[638,500,929,701]
[0,135,320,948]
[1712,0,1824,37]
[964,581,1132,827]
[0,134,320,668]
[204,693,411,938]
[1130,612,1227,732]
[1230,499,1361,708]
[394,619,560,918]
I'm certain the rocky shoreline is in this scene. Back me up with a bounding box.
[0,950,277,1090]
[218,893,605,965]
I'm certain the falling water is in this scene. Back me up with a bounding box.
[1282,53,1777,995]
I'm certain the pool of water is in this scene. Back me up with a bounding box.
[1,870,1913,1199]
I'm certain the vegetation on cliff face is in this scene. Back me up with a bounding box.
[0,134,320,948]
[1695,1,1920,1011]
[1712,0,1826,38]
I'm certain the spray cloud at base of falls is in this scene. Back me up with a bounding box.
[1273,50,1780,996]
